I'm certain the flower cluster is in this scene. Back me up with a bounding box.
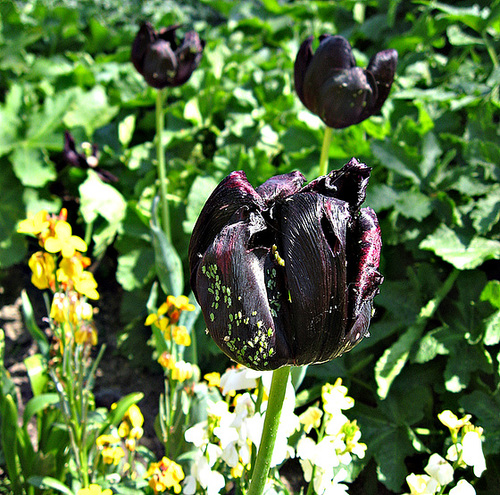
[145,456,185,494]
[296,378,366,494]
[146,295,196,382]
[183,366,299,494]
[403,411,486,495]
[18,209,99,350]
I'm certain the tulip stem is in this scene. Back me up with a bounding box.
[155,88,172,243]
[319,126,333,176]
[247,365,291,495]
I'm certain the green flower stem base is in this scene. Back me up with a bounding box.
[155,88,171,243]
[319,126,333,177]
[247,365,291,495]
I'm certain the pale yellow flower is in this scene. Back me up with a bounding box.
[44,220,87,258]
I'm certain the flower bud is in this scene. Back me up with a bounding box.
[189,159,383,370]
[294,35,397,128]
[131,22,204,89]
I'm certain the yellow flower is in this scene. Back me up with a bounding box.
[74,271,99,300]
[168,295,195,313]
[101,445,125,465]
[77,484,112,495]
[145,457,185,494]
[44,220,87,258]
[50,292,69,323]
[204,372,221,388]
[125,404,144,429]
[231,462,244,479]
[158,352,175,370]
[171,361,193,382]
[17,210,50,236]
[145,313,159,326]
[28,251,55,290]
[299,406,323,434]
[96,434,121,447]
[172,325,191,346]
[75,323,98,346]
[118,404,144,448]
[57,256,85,284]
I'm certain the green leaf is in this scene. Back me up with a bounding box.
[21,290,50,357]
[394,189,433,221]
[22,393,60,427]
[420,224,500,269]
[483,310,500,346]
[63,86,119,136]
[24,354,48,397]
[28,476,74,495]
[79,171,127,225]
[481,280,500,309]
[371,142,421,184]
[150,197,183,297]
[182,175,218,235]
[11,147,56,188]
[0,84,22,156]
[470,186,500,235]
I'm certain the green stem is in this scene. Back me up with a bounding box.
[155,88,171,243]
[247,366,291,495]
[318,126,333,177]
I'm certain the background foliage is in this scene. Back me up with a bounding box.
[1,0,499,493]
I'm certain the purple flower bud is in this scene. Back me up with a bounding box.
[294,35,397,128]
[189,159,383,370]
[131,22,205,89]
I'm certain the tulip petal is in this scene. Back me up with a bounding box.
[194,209,292,370]
[366,49,398,115]
[294,36,314,106]
[276,193,350,364]
[143,40,177,89]
[173,31,205,87]
[255,171,306,204]
[131,22,156,74]
[189,171,264,299]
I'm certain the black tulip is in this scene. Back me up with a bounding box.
[294,35,397,128]
[131,22,205,89]
[189,159,383,370]
[63,131,118,183]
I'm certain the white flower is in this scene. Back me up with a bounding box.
[424,453,454,486]
[404,473,440,494]
[461,431,486,477]
[449,479,476,495]
[183,454,226,495]
[185,421,208,447]
[219,367,266,395]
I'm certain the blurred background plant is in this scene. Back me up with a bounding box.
[1,0,499,493]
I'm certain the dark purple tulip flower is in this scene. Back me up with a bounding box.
[189,159,383,370]
[63,131,118,183]
[294,35,397,128]
[131,22,204,89]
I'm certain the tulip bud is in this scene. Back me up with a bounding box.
[294,35,397,128]
[131,22,204,89]
[189,159,383,370]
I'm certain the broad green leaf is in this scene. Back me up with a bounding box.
[481,280,500,309]
[394,189,433,221]
[63,86,119,136]
[28,476,74,495]
[79,171,127,225]
[182,175,218,235]
[470,186,500,235]
[150,197,183,297]
[11,147,56,188]
[0,84,22,156]
[419,132,442,179]
[116,244,155,291]
[483,310,500,346]
[420,224,500,270]
[22,393,60,427]
[371,142,420,184]
[413,327,450,363]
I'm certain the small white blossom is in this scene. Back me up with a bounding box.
[449,479,476,495]
[404,473,440,495]
[424,453,454,486]
[462,431,486,477]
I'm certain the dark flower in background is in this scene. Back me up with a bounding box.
[63,131,118,183]
[131,22,205,89]
[189,159,383,370]
[294,35,397,128]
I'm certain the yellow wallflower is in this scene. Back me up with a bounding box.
[119,404,144,451]
[171,360,194,382]
[172,325,191,346]
[28,251,55,290]
[125,404,144,429]
[57,256,85,284]
[231,463,245,479]
[158,352,175,370]
[50,292,70,323]
[167,295,195,313]
[145,457,185,494]
[17,210,50,236]
[77,484,112,495]
[96,433,125,465]
[44,220,88,258]
[204,372,221,388]
[75,323,98,346]
[74,271,99,300]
